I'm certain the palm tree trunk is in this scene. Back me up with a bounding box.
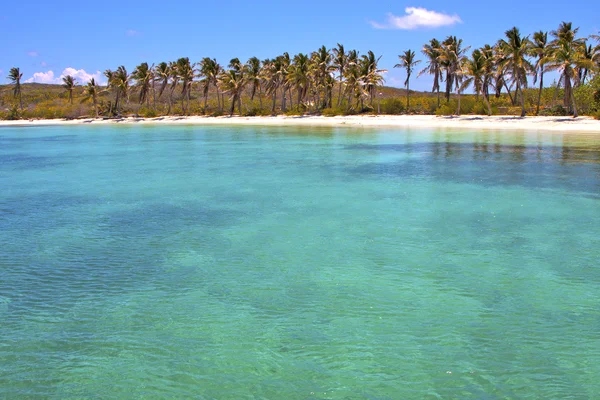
[483,91,492,116]
[337,77,343,107]
[406,79,410,109]
[536,71,544,116]
[504,81,515,105]
[238,94,242,116]
[518,82,526,117]
[570,82,578,118]
[230,95,235,116]
[259,86,263,109]
[456,92,461,115]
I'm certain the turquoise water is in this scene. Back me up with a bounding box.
[0,124,599,399]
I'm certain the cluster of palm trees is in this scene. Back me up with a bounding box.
[5,21,599,118]
[412,22,599,117]
[93,46,385,117]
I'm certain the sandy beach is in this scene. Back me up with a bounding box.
[1,115,600,133]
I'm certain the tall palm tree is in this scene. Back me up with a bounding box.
[112,66,130,116]
[343,50,362,109]
[175,57,194,114]
[419,39,443,107]
[62,75,76,105]
[440,36,470,103]
[333,43,347,106]
[311,46,334,109]
[219,67,246,116]
[529,31,551,115]
[359,51,387,110]
[498,27,533,117]
[480,44,496,115]
[167,61,179,114]
[199,57,217,112]
[461,49,491,115]
[288,53,310,108]
[548,22,589,117]
[132,62,153,105]
[7,67,23,110]
[394,49,421,109]
[246,57,263,108]
[155,62,171,110]
[104,69,116,116]
[82,78,100,117]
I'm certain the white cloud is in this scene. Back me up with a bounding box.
[370,7,462,30]
[25,70,57,83]
[126,29,141,37]
[61,67,103,84]
[27,51,39,57]
[24,67,104,84]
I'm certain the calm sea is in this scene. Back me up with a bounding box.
[1,124,599,399]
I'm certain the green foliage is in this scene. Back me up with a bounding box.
[283,107,305,116]
[138,107,157,118]
[539,105,568,116]
[321,107,346,116]
[380,98,405,114]
[435,104,454,116]
[6,104,21,120]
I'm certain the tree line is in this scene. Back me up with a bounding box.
[5,21,600,119]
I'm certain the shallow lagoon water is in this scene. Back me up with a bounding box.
[0,124,599,399]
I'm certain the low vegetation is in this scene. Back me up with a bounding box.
[2,21,599,120]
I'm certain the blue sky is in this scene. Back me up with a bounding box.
[1,0,599,91]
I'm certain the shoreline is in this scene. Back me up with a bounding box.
[1,115,600,133]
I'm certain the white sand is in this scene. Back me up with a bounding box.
[1,115,599,133]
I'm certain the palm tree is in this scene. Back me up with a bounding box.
[547,22,590,117]
[333,43,347,106]
[394,49,421,109]
[246,57,263,108]
[440,36,470,103]
[461,49,492,115]
[288,53,310,108]
[359,51,387,110]
[7,67,23,110]
[112,66,130,116]
[311,46,334,109]
[419,39,443,107]
[343,50,362,110]
[199,57,216,112]
[480,44,496,115]
[167,61,179,114]
[155,62,171,111]
[82,78,100,116]
[529,31,551,115]
[219,68,246,116]
[62,75,76,105]
[132,62,153,105]
[104,69,116,116]
[498,27,533,117]
[175,57,194,114]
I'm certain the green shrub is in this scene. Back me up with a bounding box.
[435,104,454,116]
[539,105,568,116]
[380,98,405,114]
[321,107,346,116]
[138,107,158,118]
[6,104,21,120]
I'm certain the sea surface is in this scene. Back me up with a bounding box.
[0,124,599,399]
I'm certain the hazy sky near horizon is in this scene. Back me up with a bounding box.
[1,0,599,91]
